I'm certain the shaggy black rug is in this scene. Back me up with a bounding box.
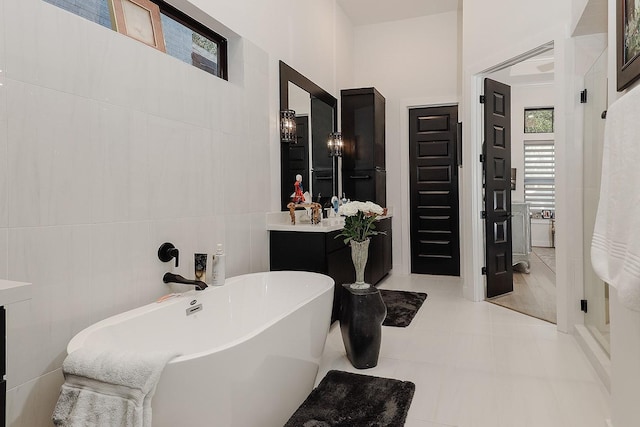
[380,289,428,327]
[284,370,415,427]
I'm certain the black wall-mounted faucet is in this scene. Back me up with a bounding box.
[158,242,179,267]
[162,273,208,291]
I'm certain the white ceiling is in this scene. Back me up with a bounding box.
[337,0,460,26]
[337,0,554,85]
[487,51,555,86]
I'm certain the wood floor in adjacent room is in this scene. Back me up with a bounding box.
[489,247,557,324]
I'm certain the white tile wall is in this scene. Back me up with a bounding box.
[6,368,64,427]
[2,0,272,424]
[0,0,6,232]
[0,229,6,280]
[0,116,7,230]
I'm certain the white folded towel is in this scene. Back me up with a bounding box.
[591,83,640,312]
[52,347,178,427]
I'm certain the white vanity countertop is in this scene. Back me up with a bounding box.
[0,279,32,306]
[266,208,393,233]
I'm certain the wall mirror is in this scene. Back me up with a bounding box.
[279,61,338,210]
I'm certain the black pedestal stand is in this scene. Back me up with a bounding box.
[339,284,387,369]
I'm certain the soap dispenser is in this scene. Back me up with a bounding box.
[212,244,226,286]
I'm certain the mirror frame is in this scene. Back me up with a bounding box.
[279,61,338,210]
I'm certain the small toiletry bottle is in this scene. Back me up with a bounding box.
[212,244,226,286]
[194,253,207,283]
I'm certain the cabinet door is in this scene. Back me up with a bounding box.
[342,92,375,170]
[366,233,384,285]
[269,232,326,273]
[364,218,392,285]
[343,169,374,202]
[341,88,385,171]
[327,246,353,322]
[379,218,393,274]
[342,169,386,207]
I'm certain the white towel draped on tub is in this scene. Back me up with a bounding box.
[52,348,178,427]
[591,83,640,312]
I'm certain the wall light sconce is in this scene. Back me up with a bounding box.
[280,109,297,143]
[327,132,343,157]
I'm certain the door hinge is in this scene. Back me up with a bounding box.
[479,95,486,104]
[479,154,485,163]
[580,89,588,104]
[481,211,487,219]
[580,299,588,313]
[481,267,487,275]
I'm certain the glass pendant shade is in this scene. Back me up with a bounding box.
[328,132,343,157]
[280,110,297,143]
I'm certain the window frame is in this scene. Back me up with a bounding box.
[152,0,228,80]
[524,107,554,133]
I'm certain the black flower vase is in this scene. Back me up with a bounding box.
[339,239,387,369]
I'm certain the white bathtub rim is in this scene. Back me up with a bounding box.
[67,271,335,363]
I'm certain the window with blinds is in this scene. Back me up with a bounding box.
[524,140,555,212]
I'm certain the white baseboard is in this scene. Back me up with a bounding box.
[574,324,611,392]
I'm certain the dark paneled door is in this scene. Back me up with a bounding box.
[483,78,513,298]
[409,106,460,276]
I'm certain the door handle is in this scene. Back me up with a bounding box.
[496,212,513,219]
[349,175,371,179]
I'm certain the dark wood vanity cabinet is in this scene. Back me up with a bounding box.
[269,218,392,322]
[341,87,386,207]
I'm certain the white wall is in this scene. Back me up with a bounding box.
[168,0,354,212]
[0,0,353,425]
[351,11,460,275]
[605,0,640,425]
[463,1,567,71]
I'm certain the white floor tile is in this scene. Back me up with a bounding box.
[317,274,610,427]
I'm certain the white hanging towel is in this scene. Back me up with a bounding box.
[592,83,640,312]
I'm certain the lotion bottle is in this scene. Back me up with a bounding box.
[212,244,226,286]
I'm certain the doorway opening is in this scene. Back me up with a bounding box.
[479,43,558,324]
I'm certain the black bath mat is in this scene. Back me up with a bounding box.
[284,370,415,427]
[380,289,427,327]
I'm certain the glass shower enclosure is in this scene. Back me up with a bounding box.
[582,48,610,355]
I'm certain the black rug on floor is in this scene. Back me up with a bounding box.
[380,289,428,327]
[284,370,415,427]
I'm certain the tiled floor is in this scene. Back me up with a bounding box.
[316,274,610,427]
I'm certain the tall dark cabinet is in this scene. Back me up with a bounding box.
[341,87,386,206]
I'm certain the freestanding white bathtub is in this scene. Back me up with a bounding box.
[66,271,335,426]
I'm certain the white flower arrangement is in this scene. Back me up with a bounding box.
[337,201,386,244]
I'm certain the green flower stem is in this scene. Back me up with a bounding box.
[338,211,385,244]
